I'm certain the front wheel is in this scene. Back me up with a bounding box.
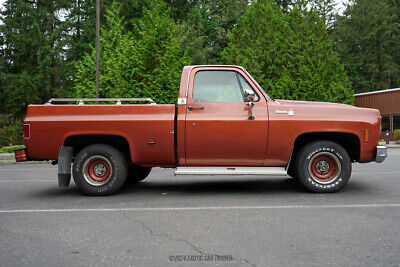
[73,144,127,196]
[295,141,351,193]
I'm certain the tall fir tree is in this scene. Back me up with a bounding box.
[176,1,219,64]
[0,0,70,117]
[74,1,134,98]
[310,0,337,28]
[74,0,188,104]
[222,0,353,104]
[66,0,148,69]
[176,0,249,64]
[165,0,199,22]
[66,0,97,63]
[275,0,294,12]
[333,0,400,93]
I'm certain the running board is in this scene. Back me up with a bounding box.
[175,167,287,176]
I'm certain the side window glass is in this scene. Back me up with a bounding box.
[238,74,260,101]
[193,71,244,102]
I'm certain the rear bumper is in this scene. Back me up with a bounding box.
[14,148,28,162]
[375,146,387,163]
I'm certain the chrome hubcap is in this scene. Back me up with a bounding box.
[315,160,330,174]
[82,155,113,187]
[93,164,106,177]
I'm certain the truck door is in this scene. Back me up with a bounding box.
[184,68,269,166]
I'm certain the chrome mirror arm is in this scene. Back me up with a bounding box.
[243,89,256,120]
[247,101,255,120]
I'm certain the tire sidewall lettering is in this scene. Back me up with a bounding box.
[304,146,344,189]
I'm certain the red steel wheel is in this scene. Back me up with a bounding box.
[82,155,113,186]
[310,156,335,180]
[88,159,111,182]
[307,152,342,185]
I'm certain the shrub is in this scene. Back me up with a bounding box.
[0,145,25,154]
[0,124,23,147]
[394,129,400,141]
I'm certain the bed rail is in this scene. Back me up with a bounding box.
[45,98,157,105]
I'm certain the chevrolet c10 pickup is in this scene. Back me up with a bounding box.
[15,65,387,195]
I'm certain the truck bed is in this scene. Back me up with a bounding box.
[24,104,176,166]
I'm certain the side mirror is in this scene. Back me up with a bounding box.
[243,89,255,102]
[243,89,255,120]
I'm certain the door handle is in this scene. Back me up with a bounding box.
[188,106,204,111]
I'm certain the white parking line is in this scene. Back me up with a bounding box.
[352,171,400,175]
[0,180,53,182]
[0,203,399,214]
[0,168,55,171]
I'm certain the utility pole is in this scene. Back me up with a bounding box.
[95,0,100,98]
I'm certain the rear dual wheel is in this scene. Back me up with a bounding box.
[295,141,352,193]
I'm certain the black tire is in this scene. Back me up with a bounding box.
[127,165,152,184]
[287,165,296,179]
[72,144,127,196]
[295,141,351,193]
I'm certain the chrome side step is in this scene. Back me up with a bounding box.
[175,167,287,176]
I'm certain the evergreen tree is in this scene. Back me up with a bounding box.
[310,0,337,28]
[66,0,97,63]
[222,0,353,104]
[333,0,400,93]
[134,0,189,102]
[275,0,294,12]
[177,0,249,64]
[0,0,70,117]
[176,1,218,64]
[74,1,188,104]
[74,1,134,98]
[165,0,199,22]
[66,0,148,67]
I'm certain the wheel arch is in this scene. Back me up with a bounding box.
[287,132,360,172]
[63,134,132,163]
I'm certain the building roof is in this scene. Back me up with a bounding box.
[354,88,400,97]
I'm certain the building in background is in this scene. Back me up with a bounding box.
[354,88,400,140]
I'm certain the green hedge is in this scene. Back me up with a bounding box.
[394,129,400,141]
[0,145,25,154]
[0,124,23,147]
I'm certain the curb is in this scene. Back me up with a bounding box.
[0,154,52,164]
[379,144,400,148]
[0,159,51,165]
[0,154,14,160]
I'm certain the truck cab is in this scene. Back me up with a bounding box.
[176,66,269,166]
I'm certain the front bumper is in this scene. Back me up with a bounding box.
[375,146,387,163]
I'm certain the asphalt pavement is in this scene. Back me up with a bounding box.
[0,150,400,266]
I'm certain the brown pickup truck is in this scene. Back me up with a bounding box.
[15,65,387,195]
